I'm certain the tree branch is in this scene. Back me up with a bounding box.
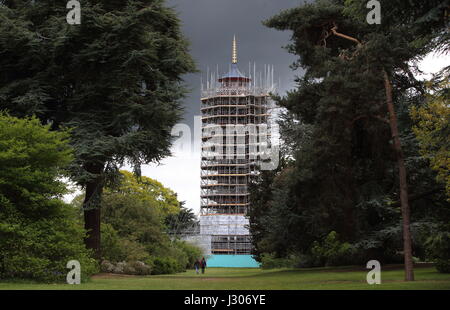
[330,23,362,47]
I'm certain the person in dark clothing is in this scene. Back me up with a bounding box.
[194,259,200,274]
[200,257,207,274]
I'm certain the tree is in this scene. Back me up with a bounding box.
[165,201,199,236]
[82,171,202,274]
[0,113,98,282]
[110,170,180,217]
[101,191,169,260]
[264,0,449,280]
[0,0,196,258]
[411,71,450,200]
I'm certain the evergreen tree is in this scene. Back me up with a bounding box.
[262,0,448,280]
[0,0,196,257]
[165,202,199,236]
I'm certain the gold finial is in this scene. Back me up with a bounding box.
[232,35,237,64]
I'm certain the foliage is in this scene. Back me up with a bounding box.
[0,0,197,254]
[260,253,296,269]
[72,170,204,275]
[149,256,183,275]
[0,113,72,206]
[101,185,169,251]
[100,223,149,263]
[148,239,203,274]
[175,240,203,269]
[310,231,355,267]
[0,113,98,282]
[100,260,152,275]
[0,0,196,183]
[165,202,199,236]
[411,72,450,200]
[425,227,450,273]
[249,0,450,268]
[112,170,180,216]
[0,207,99,283]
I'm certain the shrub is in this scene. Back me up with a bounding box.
[130,261,152,275]
[310,231,355,267]
[101,223,150,263]
[151,257,182,275]
[100,260,115,273]
[425,229,450,273]
[260,253,292,269]
[100,223,126,262]
[96,170,203,275]
[0,114,98,282]
[435,259,450,273]
[176,240,203,269]
[149,240,203,273]
[0,204,99,282]
[293,254,316,268]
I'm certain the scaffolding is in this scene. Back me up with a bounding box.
[197,36,277,257]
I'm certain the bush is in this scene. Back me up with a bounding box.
[425,229,450,273]
[310,231,355,267]
[436,259,450,273]
[260,253,292,269]
[100,214,203,275]
[100,223,126,262]
[176,241,203,269]
[101,223,150,263]
[96,171,203,275]
[0,204,99,282]
[100,260,152,275]
[150,257,182,275]
[100,260,115,273]
[293,254,316,268]
[130,261,152,275]
[0,114,98,282]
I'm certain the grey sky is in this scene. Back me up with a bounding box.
[167,0,305,127]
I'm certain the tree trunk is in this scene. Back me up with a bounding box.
[83,163,104,260]
[383,69,414,281]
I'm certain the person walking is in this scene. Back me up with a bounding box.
[200,257,207,274]
[194,259,200,274]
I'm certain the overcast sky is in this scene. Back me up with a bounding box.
[168,0,304,126]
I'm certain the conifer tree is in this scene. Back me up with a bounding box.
[264,0,448,280]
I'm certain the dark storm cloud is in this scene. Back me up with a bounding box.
[167,0,307,127]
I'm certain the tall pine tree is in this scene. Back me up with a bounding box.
[264,0,448,280]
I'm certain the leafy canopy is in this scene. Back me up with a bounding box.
[0,113,98,282]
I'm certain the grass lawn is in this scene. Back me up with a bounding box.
[1,265,449,290]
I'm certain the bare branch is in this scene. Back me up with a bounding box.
[330,23,362,47]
